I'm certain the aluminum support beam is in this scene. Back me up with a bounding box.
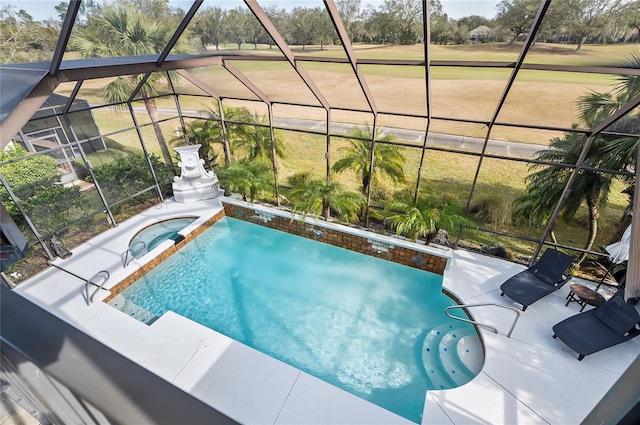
[466,0,551,212]
[323,0,377,115]
[127,103,165,202]
[532,92,640,263]
[174,69,230,161]
[267,103,281,205]
[49,0,80,77]
[156,0,203,66]
[62,80,83,115]
[56,55,223,83]
[62,116,117,228]
[167,73,190,146]
[175,69,220,101]
[49,56,639,81]
[222,61,281,204]
[322,0,378,222]
[244,0,330,111]
[326,108,331,181]
[364,114,379,225]
[222,61,271,105]
[127,73,153,104]
[0,75,57,149]
[627,148,640,301]
[414,0,433,202]
[218,98,232,165]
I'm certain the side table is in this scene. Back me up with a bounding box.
[565,283,606,312]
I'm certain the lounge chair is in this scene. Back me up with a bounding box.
[500,249,574,311]
[553,289,640,360]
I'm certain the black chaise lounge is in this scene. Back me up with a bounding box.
[553,289,640,360]
[500,249,574,311]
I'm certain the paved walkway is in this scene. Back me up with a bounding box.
[149,108,543,158]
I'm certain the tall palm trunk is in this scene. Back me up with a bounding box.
[362,172,370,194]
[144,97,174,169]
[578,197,600,264]
[322,199,330,220]
[611,185,634,243]
[424,229,438,245]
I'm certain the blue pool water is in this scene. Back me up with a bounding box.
[116,216,483,423]
[129,217,196,257]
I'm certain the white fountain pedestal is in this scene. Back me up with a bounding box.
[172,144,221,203]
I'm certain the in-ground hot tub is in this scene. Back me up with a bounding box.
[128,216,197,259]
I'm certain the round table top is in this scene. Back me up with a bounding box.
[569,283,605,304]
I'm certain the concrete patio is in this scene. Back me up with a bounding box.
[11,197,640,424]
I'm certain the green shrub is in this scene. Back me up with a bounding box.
[370,180,395,202]
[218,159,274,203]
[286,171,313,188]
[21,184,85,235]
[73,148,130,180]
[469,195,513,228]
[0,146,58,199]
[89,153,172,204]
[0,146,86,235]
[103,137,142,154]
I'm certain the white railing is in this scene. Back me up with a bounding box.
[445,303,522,338]
[123,240,146,268]
[84,270,110,305]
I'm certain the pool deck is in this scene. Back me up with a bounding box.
[13,197,640,424]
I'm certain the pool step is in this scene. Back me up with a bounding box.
[456,334,484,375]
[108,294,159,325]
[422,323,483,390]
[439,328,483,386]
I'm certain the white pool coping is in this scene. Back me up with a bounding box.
[14,197,640,424]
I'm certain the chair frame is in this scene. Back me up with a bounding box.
[500,248,574,311]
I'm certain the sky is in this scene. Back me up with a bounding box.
[440,1,500,19]
[4,0,500,22]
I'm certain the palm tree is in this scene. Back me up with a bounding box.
[179,115,220,168]
[514,53,640,262]
[595,117,640,241]
[577,53,640,126]
[385,194,475,245]
[71,6,178,168]
[514,132,613,264]
[179,105,253,165]
[332,125,406,194]
[579,53,640,241]
[234,113,286,161]
[217,159,273,203]
[288,174,364,222]
[512,170,565,244]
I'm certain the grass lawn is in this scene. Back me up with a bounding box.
[56,42,633,141]
[51,42,634,262]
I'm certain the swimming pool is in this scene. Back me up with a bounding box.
[114,216,483,423]
[128,217,196,258]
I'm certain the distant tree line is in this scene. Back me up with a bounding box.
[2,0,639,63]
[495,0,640,52]
[0,4,58,62]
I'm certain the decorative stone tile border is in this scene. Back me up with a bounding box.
[104,200,448,306]
[223,202,448,275]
